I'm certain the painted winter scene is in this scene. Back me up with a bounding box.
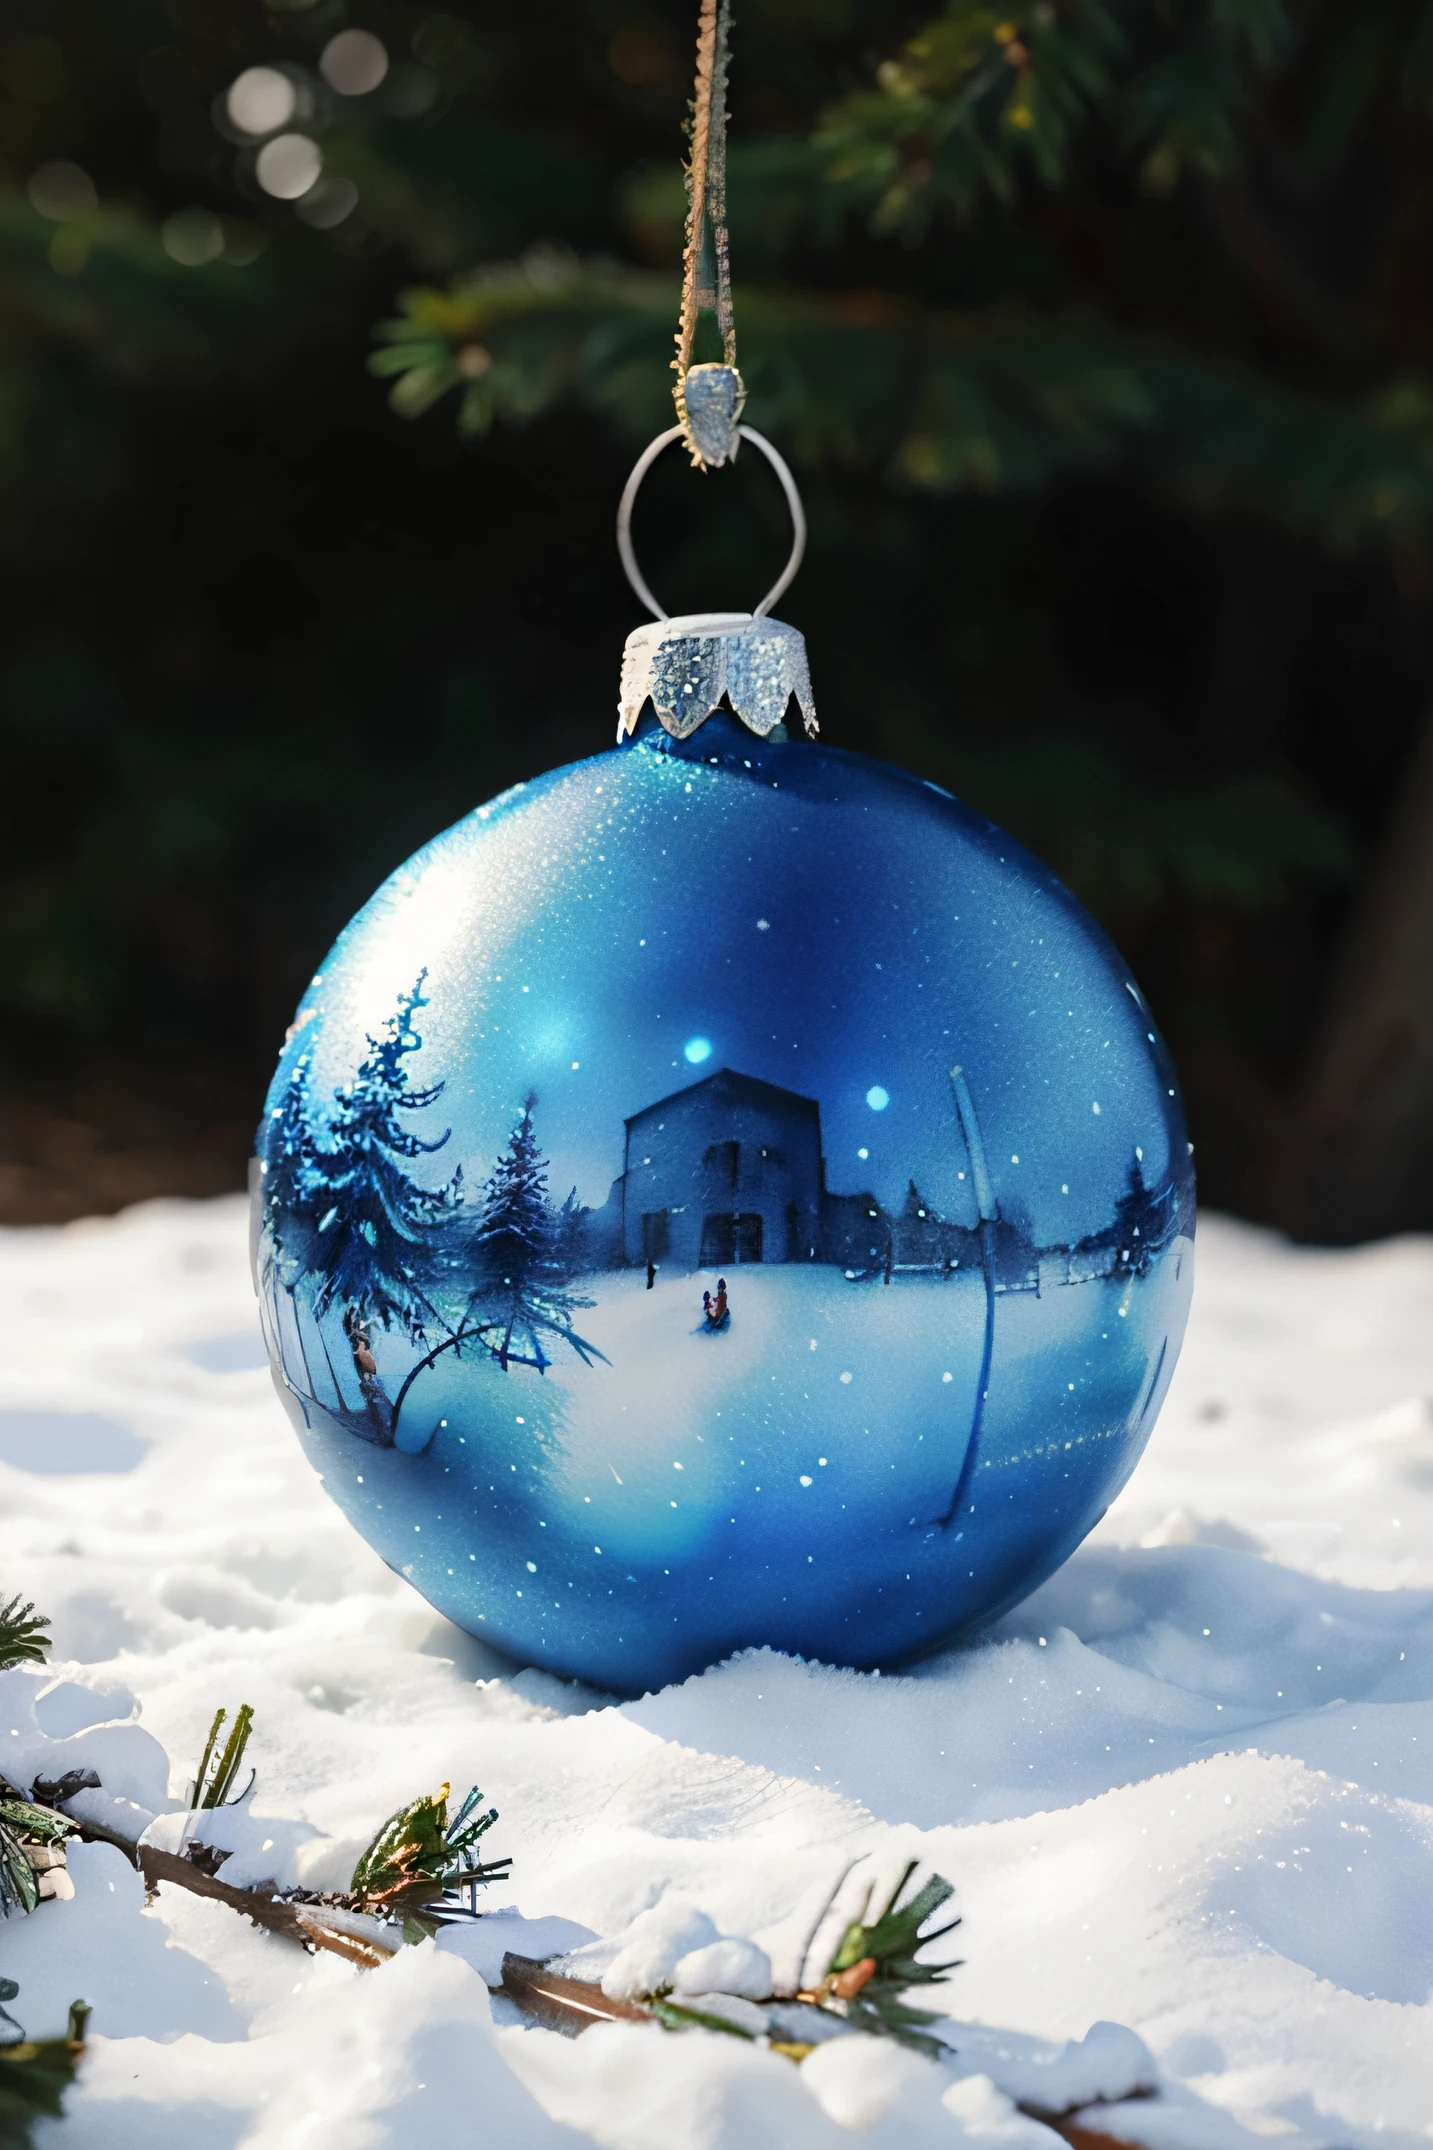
[257,955,1192,1689]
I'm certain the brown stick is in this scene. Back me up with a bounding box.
[498,1957,1158,2147]
[500,1955,654,2035]
[1038,2123,1151,2150]
[70,1817,393,1968]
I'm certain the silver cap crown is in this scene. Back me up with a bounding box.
[618,611,818,743]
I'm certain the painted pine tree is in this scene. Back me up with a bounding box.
[552,1187,592,1279]
[1108,1157,1181,1277]
[465,1098,600,1373]
[259,1053,322,1282]
[1071,1154,1184,1280]
[306,976,462,1421]
[254,1052,335,1416]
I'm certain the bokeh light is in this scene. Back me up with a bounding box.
[161,207,223,266]
[27,161,97,221]
[320,30,389,96]
[684,1037,713,1064]
[226,66,297,137]
[296,177,359,230]
[255,134,322,200]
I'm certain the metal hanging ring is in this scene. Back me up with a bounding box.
[616,424,807,623]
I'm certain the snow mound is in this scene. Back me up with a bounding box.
[0,1198,1428,2145]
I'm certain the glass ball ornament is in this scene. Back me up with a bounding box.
[253,605,1194,1696]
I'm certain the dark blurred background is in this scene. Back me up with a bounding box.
[3,0,1433,1240]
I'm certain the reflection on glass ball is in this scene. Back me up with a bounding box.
[254,713,1194,1695]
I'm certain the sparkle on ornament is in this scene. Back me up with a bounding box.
[684,1036,713,1064]
[866,1085,890,1110]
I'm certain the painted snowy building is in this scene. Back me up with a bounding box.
[620,1068,824,1270]
[606,1064,1045,1278]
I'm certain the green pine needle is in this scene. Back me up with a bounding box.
[350,1780,512,1934]
[0,1827,39,1922]
[825,1862,964,2056]
[635,1865,964,2061]
[190,1705,255,1809]
[0,1801,77,1853]
[351,1782,453,1899]
[0,1984,89,2150]
[0,1801,79,1922]
[0,1602,49,1676]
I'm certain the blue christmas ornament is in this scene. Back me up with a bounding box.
[252,2,1192,1693]
[253,611,1193,1694]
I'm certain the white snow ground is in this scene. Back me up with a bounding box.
[0,1195,1430,2148]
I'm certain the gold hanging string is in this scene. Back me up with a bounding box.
[677,0,735,377]
[674,0,745,468]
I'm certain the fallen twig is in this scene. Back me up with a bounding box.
[498,1955,1159,2150]
[66,1816,398,1967]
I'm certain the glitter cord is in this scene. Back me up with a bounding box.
[675,0,737,394]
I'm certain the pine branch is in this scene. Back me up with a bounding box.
[0,1787,79,1919]
[818,1861,963,2055]
[0,1601,49,1675]
[501,1863,963,2064]
[0,197,281,375]
[811,0,1305,234]
[369,256,1433,557]
[812,0,1127,233]
[29,1726,507,1967]
[349,1780,511,1940]
[0,1989,89,2150]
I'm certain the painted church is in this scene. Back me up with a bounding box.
[605,1066,908,1273]
[618,1067,824,1269]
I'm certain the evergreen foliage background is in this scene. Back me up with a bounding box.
[3,0,1433,1236]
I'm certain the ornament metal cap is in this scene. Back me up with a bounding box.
[619,611,817,742]
[615,421,816,743]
